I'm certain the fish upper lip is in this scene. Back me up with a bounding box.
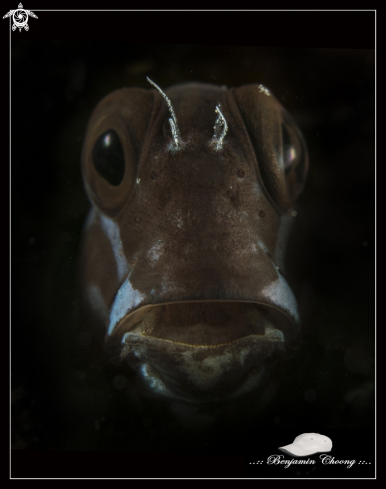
[104,300,294,356]
[106,272,300,342]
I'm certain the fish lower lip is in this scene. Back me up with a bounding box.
[119,330,284,402]
[121,325,284,349]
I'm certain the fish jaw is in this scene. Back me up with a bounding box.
[104,301,292,402]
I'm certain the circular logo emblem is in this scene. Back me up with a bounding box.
[12,8,29,31]
[3,3,38,32]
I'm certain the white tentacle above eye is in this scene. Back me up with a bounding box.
[147,77,182,149]
[212,105,228,151]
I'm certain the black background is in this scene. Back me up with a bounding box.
[9,10,375,478]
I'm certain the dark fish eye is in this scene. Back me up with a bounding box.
[92,129,125,186]
[281,122,307,186]
[282,123,297,175]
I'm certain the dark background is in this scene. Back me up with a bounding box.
[9,10,375,478]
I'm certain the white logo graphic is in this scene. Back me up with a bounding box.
[3,3,38,32]
[279,433,333,457]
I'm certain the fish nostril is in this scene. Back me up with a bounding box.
[150,171,157,180]
[259,210,265,218]
[237,169,245,178]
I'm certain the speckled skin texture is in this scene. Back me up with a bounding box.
[79,82,308,402]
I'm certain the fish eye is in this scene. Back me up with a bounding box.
[281,121,306,181]
[234,84,309,212]
[82,122,136,216]
[282,123,297,175]
[82,87,155,216]
[92,129,125,186]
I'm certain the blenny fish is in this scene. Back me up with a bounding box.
[79,78,308,403]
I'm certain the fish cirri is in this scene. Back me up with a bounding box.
[79,78,308,403]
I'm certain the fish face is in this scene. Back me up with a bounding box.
[80,81,308,402]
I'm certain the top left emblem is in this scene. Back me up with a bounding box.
[3,3,38,32]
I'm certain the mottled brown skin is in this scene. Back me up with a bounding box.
[79,81,308,403]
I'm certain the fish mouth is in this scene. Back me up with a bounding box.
[105,301,296,402]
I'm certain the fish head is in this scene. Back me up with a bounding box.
[80,81,308,402]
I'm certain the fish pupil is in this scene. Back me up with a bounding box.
[93,129,125,186]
